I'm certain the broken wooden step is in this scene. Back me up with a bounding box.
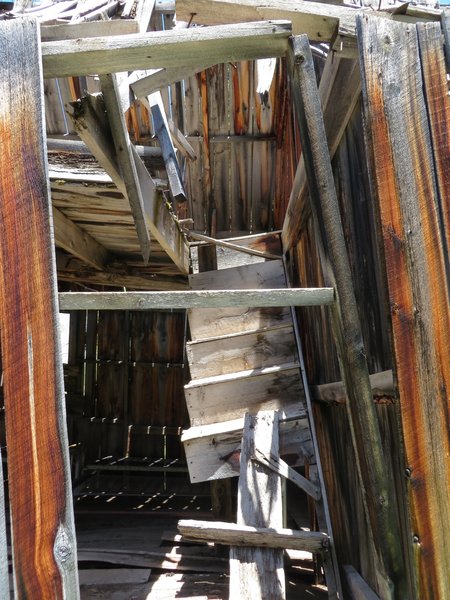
[178,520,330,553]
[182,416,315,483]
[186,323,298,379]
[184,362,305,426]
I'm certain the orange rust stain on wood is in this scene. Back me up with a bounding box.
[0,115,66,597]
[361,21,450,598]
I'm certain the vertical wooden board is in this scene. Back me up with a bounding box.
[230,412,285,599]
[211,141,231,232]
[0,18,79,599]
[357,15,450,600]
[0,448,9,600]
[84,310,98,417]
[97,312,128,420]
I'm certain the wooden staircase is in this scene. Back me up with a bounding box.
[181,258,342,599]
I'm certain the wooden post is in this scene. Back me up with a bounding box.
[0,19,79,599]
[230,411,285,600]
[288,35,405,598]
[357,15,450,600]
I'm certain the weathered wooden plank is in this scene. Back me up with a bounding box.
[186,324,297,378]
[311,370,394,404]
[40,19,139,40]
[59,288,334,310]
[189,257,286,289]
[182,416,314,482]
[99,73,152,261]
[178,520,328,552]
[344,565,380,600]
[53,206,111,269]
[185,362,304,426]
[357,15,450,600]
[0,18,79,600]
[41,21,292,78]
[289,33,404,597]
[230,412,285,599]
[147,92,186,203]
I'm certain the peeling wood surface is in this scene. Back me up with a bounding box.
[0,18,79,599]
[41,21,292,78]
[358,15,450,600]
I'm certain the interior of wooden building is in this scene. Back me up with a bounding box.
[0,1,449,599]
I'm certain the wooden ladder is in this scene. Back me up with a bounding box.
[180,257,343,599]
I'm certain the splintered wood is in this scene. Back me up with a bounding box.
[230,412,285,599]
[0,18,79,600]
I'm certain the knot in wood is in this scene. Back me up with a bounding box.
[295,54,305,65]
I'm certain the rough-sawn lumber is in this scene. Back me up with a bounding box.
[178,520,329,552]
[0,17,79,600]
[41,20,292,78]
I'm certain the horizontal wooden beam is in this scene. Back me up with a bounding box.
[40,19,139,41]
[58,287,334,310]
[41,20,292,78]
[178,519,329,552]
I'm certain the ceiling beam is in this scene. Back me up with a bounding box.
[41,20,292,78]
[53,207,111,270]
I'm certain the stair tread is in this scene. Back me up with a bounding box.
[184,361,301,388]
[186,322,294,346]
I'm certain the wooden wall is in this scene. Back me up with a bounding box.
[65,309,189,472]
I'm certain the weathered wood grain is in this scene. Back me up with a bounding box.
[178,520,328,552]
[185,362,304,426]
[186,324,297,378]
[182,416,314,482]
[41,21,292,78]
[230,412,285,599]
[40,19,139,41]
[289,34,403,597]
[357,15,450,600]
[100,73,153,261]
[0,18,79,599]
[59,288,334,310]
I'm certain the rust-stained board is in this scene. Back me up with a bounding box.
[0,18,79,599]
[357,15,450,600]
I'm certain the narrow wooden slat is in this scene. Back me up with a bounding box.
[130,63,213,98]
[41,21,292,78]
[252,449,320,500]
[0,18,79,599]
[230,412,285,599]
[178,520,329,552]
[357,15,450,600]
[147,92,186,202]
[40,19,139,40]
[182,416,314,482]
[59,288,334,310]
